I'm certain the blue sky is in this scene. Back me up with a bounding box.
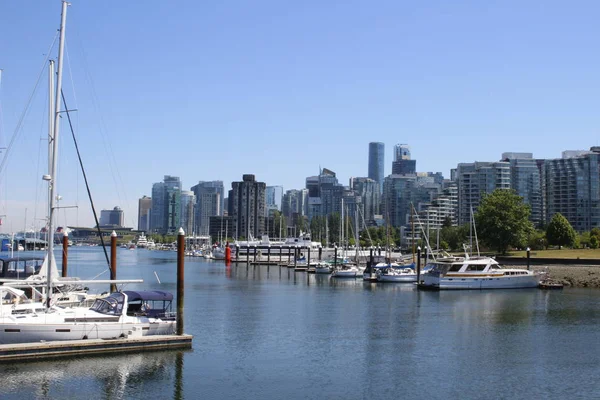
[1,0,599,231]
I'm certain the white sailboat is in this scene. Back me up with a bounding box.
[0,1,176,343]
[331,200,359,278]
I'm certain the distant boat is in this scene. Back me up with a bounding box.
[136,234,148,248]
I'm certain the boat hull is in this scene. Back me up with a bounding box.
[0,320,176,344]
[331,270,358,278]
[377,274,417,283]
[421,275,540,290]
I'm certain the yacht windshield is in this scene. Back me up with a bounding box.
[90,293,124,315]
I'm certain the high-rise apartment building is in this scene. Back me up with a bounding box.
[368,142,385,194]
[544,147,600,232]
[502,152,543,227]
[350,177,379,225]
[229,174,266,239]
[190,181,224,235]
[137,196,152,232]
[282,189,308,221]
[456,162,511,225]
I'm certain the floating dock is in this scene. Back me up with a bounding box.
[0,334,193,362]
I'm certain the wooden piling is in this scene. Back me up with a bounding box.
[62,231,68,278]
[334,246,338,269]
[177,228,185,336]
[416,246,421,283]
[110,231,117,293]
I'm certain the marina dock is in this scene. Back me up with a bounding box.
[0,334,193,362]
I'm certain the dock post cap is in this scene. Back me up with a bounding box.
[526,247,531,251]
[63,231,68,237]
[417,246,421,251]
[111,231,117,237]
[178,227,185,235]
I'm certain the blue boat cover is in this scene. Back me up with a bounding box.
[124,290,173,301]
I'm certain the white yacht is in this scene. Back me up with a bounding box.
[0,290,176,344]
[376,264,417,282]
[420,256,541,290]
[136,233,148,248]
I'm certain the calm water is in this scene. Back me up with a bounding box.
[1,247,599,399]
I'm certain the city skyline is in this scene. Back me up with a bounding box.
[1,1,600,231]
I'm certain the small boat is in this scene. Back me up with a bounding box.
[331,264,360,278]
[376,263,417,283]
[314,262,332,274]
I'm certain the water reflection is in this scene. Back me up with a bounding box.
[0,350,186,400]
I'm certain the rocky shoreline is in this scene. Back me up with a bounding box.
[515,264,600,288]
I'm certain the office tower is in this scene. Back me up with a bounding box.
[265,186,283,217]
[391,144,416,175]
[393,143,411,162]
[229,174,266,239]
[544,147,600,232]
[99,206,124,227]
[190,181,224,235]
[368,142,385,194]
[456,162,511,225]
[138,196,152,232]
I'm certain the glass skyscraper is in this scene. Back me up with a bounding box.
[368,142,385,194]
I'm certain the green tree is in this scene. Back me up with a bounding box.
[474,189,534,254]
[440,224,469,252]
[527,230,548,251]
[546,213,577,249]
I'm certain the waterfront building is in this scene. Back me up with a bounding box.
[456,162,511,225]
[502,152,543,227]
[544,147,600,232]
[368,142,385,194]
[229,174,266,239]
[190,181,224,236]
[137,196,151,232]
[150,175,182,235]
[180,191,196,236]
[100,206,124,228]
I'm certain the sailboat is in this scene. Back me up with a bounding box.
[0,1,176,344]
[375,208,417,283]
[331,200,360,278]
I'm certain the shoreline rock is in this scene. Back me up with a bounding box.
[517,265,600,288]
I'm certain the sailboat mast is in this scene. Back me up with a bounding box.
[46,0,69,308]
[47,59,54,224]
